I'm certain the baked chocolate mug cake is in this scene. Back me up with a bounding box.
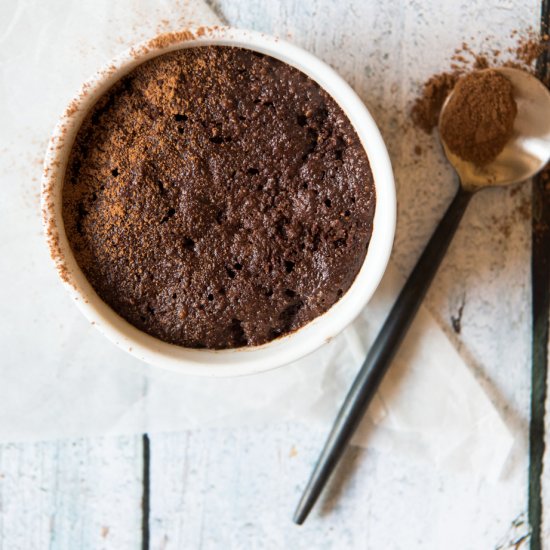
[62,45,376,349]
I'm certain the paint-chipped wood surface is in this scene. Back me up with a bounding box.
[0,0,547,548]
[0,437,143,549]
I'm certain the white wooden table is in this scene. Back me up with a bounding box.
[0,0,548,548]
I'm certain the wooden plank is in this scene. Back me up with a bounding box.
[149,425,529,549]
[532,3,550,548]
[531,2,550,548]
[0,436,143,550]
[142,434,150,550]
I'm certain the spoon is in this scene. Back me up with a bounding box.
[293,67,550,525]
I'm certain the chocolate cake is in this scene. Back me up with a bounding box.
[62,46,376,349]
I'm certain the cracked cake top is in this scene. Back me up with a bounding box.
[62,46,375,349]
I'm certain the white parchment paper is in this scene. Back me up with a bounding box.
[0,0,513,479]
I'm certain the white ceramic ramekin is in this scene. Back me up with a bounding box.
[42,27,395,377]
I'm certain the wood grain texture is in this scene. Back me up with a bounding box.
[0,436,143,550]
[544,319,550,545]
[530,2,550,547]
[149,425,528,549]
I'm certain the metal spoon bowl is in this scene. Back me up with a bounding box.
[441,67,550,190]
[293,67,550,525]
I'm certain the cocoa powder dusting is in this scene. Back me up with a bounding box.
[439,70,517,166]
[410,72,458,134]
[146,30,196,50]
[62,46,376,350]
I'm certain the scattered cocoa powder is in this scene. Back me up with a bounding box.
[511,30,549,66]
[406,30,550,247]
[439,70,517,166]
[410,72,458,134]
[411,31,549,135]
[473,55,490,70]
[517,195,531,221]
[146,29,196,50]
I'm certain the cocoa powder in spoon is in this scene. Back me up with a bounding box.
[439,70,517,166]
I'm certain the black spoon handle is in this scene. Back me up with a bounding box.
[293,186,473,525]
